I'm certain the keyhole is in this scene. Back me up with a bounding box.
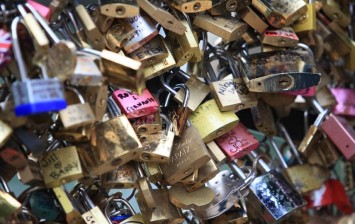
[193,2,201,10]
[278,76,292,89]
[116,6,125,15]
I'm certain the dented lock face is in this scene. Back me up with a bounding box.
[215,122,259,160]
[105,22,135,52]
[100,0,140,18]
[238,50,321,93]
[81,115,142,176]
[261,28,299,47]
[193,14,248,42]
[132,111,162,135]
[251,0,307,28]
[189,99,239,143]
[247,170,306,223]
[166,18,199,67]
[70,54,103,86]
[112,88,159,118]
[123,13,159,54]
[101,162,138,189]
[160,125,211,185]
[39,146,84,188]
[129,36,169,67]
[169,0,212,13]
[59,88,96,130]
[210,77,257,112]
[330,88,355,117]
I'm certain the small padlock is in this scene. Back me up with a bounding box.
[215,122,259,161]
[112,88,159,119]
[322,0,351,28]
[138,114,175,163]
[80,97,142,176]
[80,84,108,122]
[59,87,96,130]
[292,0,316,33]
[87,3,114,33]
[189,98,239,143]
[261,27,299,48]
[160,121,211,185]
[70,53,103,86]
[39,145,85,188]
[101,162,138,189]
[10,17,67,116]
[238,6,269,34]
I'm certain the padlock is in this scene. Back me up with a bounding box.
[260,92,296,118]
[10,17,67,116]
[168,183,215,211]
[105,20,135,52]
[112,88,159,119]
[207,50,257,112]
[251,0,307,28]
[28,188,63,221]
[251,98,277,136]
[238,6,269,34]
[120,214,145,224]
[101,161,138,189]
[104,196,136,222]
[123,13,158,54]
[193,13,248,42]
[165,14,199,67]
[49,0,68,22]
[27,0,51,22]
[135,163,185,223]
[59,87,96,130]
[132,111,162,135]
[206,141,227,165]
[292,0,316,33]
[80,48,144,94]
[313,133,341,167]
[0,119,12,149]
[52,186,83,224]
[128,36,169,67]
[74,2,106,50]
[70,54,103,86]
[215,122,259,161]
[330,88,355,117]
[269,136,330,194]
[80,97,142,176]
[179,169,198,185]
[189,99,239,143]
[305,179,352,214]
[39,145,85,188]
[208,0,229,16]
[245,152,306,223]
[87,3,114,34]
[137,114,175,163]
[0,145,28,170]
[315,85,337,109]
[143,39,177,80]
[12,126,46,156]
[136,0,186,35]
[168,0,212,13]
[74,188,110,224]
[161,82,190,137]
[99,0,139,18]
[185,159,219,192]
[79,84,108,122]
[0,95,28,128]
[261,27,299,47]
[160,121,211,185]
[197,169,251,220]
[322,0,350,28]
[54,125,92,143]
[17,158,44,186]
[0,177,22,223]
[167,69,210,112]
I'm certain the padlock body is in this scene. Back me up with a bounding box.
[11,79,67,116]
[330,88,355,117]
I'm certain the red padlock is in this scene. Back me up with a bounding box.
[214,122,259,160]
[113,89,159,119]
[330,88,355,117]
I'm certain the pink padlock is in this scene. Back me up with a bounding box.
[0,29,12,68]
[28,0,51,20]
[321,114,355,160]
[330,88,355,117]
[113,89,159,119]
[283,86,316,96]
[215,122,259,160]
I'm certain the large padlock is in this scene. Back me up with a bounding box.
[10,16,67,116]
[189,98,239,143]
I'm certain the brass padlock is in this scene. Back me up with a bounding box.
[142,162,163,183]
[292,0,316,33]
[193,13,248,42]
[251,98,277,136]
[101,162,138,189]
[206,141,227,165]
[79,84,108,122]
[18,158,44,186]
[260,27,299,48]
[79,97,142,176]
[160,123,211,185]
[322,0,350,28]
[99,0,140,18]
[105,20,135,52]
[39,146,84,188]
[169,0,212,13]
[189,99,239,143]
[238,6,269,34]
[186,159,219,192]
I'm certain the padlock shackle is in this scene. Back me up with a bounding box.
[164,84,190,107]
[107,96,122,118]
[104,197,137,224]
[11,16,28,81]
[249,151,271,173]
[160,113,172,134]
[0,176,10,193]
[77,187,95,210]
[65,86,86,104]
[269,137,289,169]
[278,123,303,165]
[160,74,178,95]
[25,3,60,44]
